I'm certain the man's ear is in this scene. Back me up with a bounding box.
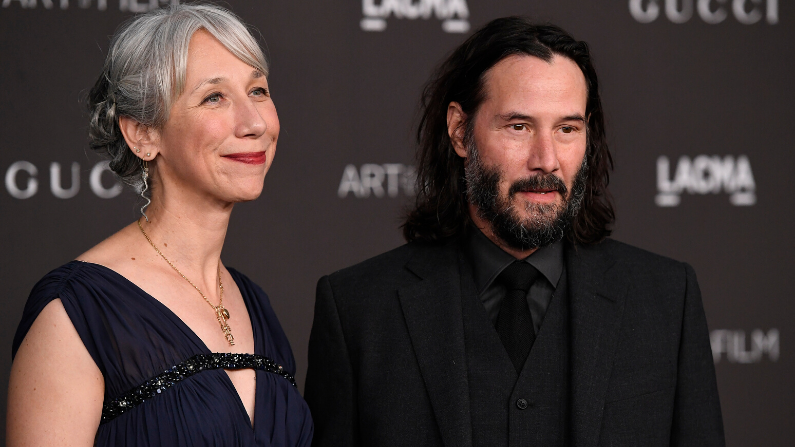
[447,102,468,159]
[118,116,160,161]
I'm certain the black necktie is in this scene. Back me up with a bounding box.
[495,261,540,373]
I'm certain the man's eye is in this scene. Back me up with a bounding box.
[560,126,575,134]
[510,124,526,131]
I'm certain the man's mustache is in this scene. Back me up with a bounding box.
[508,174,568,197]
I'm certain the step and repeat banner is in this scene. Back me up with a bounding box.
[0,0,792,444]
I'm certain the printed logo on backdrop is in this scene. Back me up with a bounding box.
[338,163,416,198]
[1,0,177,12]
[655,155,755,207]
[4,160,123,199]
[360,0,470,33]
[629,0,778,24]
[711,329,779,363]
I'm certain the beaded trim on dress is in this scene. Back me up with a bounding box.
[101,353,296,423]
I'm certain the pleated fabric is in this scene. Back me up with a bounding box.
[12,261,313,447]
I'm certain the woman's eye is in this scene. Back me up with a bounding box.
[251,87,269,97]
[203,93,222,104]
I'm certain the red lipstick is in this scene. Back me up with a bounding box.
[223,152,267,165]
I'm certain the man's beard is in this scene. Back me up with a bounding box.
[464,139,588,251]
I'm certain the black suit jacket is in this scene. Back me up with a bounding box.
[304,238,724,447]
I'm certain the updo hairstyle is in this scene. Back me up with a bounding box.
[88,3,268,189]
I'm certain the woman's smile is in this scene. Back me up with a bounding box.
[222,151,268,165]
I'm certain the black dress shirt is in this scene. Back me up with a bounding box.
[464,226,565,335]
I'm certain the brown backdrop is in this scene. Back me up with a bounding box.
[1,0,792,445]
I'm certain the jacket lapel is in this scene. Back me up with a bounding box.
[398,241,473,447]
[567,241,629,447]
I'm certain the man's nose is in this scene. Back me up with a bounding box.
[526,132,559,173]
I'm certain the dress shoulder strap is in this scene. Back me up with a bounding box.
[12,261,105,371]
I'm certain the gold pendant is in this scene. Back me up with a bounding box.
[222,324,235,346]
[216,307,235,346]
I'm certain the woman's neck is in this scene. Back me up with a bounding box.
[138,186,233,288]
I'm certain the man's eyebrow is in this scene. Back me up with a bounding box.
[562,114,587,123]
[498,112,533,121]
[497,112,586,122]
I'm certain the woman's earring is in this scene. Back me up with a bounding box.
[140,160,151,222]
[146,152,151,157]
[134,146,140,154]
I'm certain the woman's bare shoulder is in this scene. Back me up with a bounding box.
[8,299,104,446]
[76,222,143,271]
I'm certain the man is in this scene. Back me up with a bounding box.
[305,17,724,447]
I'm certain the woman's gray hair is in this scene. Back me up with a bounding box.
[88,3,268,188]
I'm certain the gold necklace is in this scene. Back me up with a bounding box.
[137,219,235,346]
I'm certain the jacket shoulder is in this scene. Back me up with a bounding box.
[325,241,438,285]
[587,238,690,273]
[578,238,697,311]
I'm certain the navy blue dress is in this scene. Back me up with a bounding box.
[12,261,313,446]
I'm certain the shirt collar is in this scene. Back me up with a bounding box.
[464,226,565,294]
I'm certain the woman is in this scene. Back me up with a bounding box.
[7,4,312,446]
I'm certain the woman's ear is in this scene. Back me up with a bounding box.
[447,102,468,159]
[119,116,160,161]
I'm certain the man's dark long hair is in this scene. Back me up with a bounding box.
[402,17,615,245]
